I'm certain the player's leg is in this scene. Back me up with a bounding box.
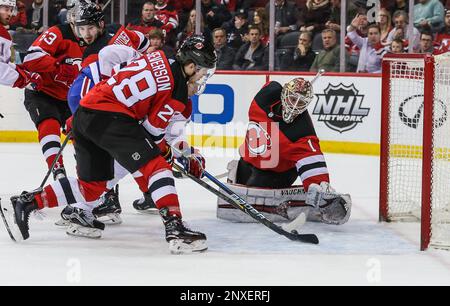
[23,89,68,180]
[235,158,298,188]
[90,110,206,253]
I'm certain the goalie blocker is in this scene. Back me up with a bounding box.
[217,161,351,225]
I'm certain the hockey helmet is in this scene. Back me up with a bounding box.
[176,35,217,95]
[0,0,16,8]
[281,77,313,123]
[0,0,16,16]
[75,0,104,26]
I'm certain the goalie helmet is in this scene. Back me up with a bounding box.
[281,77,313,124]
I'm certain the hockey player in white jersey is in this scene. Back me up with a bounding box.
[0,0,42,89]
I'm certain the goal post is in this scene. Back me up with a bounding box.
[380,53,450,251]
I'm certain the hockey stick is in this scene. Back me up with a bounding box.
[172,160,319,244]
[172,169,228,181]
[39,132,72,189]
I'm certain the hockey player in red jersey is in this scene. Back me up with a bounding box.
[76,0,150,67]
[21,3,84,180]
[0,0,42,89]
[217,77,352,226]
[1,35,217,254]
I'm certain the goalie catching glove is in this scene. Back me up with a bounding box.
[306,182,352,225]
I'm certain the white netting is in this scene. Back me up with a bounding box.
[385,55,450,249]
[430,53,450,249]
[386,59,424,221]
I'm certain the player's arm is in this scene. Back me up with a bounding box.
[127,29,150,53]
[22,28,63,72]
[98,45,141,78]
[292,136,351,225]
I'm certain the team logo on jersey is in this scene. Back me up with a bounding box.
[398,94,447,129]
[245,122,271,155]
[312,83,370,133]
[195,42,204,50]
[132,152,141,161]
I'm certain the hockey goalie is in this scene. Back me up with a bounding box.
[217,77,352,226]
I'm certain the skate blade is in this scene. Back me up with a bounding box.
[66,223,103,239]
[0,199,24,242]
[55,218,70,227]
[135,208,159,215]
[169,239,208,255]
[96,213,123,225]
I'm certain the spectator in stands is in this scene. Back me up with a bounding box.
[347,18,385,73]
[201,0,232,31]
[325,0,344,33]
[147,28,175,57]
[414,0,445,32]
[345,12,369,72]
[252,7,269,46]
[170,0,194,33]
[297,0,331,37]
[418,30,435,53]
[434,9,450,53]
[378,8,393,45]
[280,31,316,71]
[389,38,406,53]
[177,9,211,47]
[127,2,164,38]
[27,0,46,33]
[213,27,236,70]
[9,1,27,30]
[224,9,249,50]
[388,0,409,18]
[52,0,67,25]
[155,0,179,46]
[233,25,268,71]
[386,10,421,52]
[310,29,341,72]
[266,0,299,43]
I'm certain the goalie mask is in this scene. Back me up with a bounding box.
[281,78,313,124]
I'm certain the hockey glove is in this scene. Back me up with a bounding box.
[54,58,80,87]
[177,148,205,179]
[13,65,43,90]
[63,116,73,138]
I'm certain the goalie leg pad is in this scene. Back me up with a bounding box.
[217,183,310,223]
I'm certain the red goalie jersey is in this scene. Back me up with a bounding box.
[239,81,330,190]
[22,24,84,101]
[80,50,190,144]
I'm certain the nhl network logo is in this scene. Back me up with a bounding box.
[312,83,370,133]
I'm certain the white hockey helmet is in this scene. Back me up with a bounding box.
[0,0,16,8]
[281,77,313,123]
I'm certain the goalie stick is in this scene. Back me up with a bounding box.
[172,160,319,244]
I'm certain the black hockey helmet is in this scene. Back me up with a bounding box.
[75,0,104,26]
[176,34,217,70]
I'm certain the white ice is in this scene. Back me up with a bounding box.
[0,144,449,285]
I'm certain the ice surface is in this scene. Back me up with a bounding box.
[0,144,449,285]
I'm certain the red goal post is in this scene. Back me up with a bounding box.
[380,53,450,251]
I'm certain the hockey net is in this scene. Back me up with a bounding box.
[380,53,450,250]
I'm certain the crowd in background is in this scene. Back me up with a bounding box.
[6,0,450,72]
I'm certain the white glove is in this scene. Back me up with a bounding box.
[306,182,352,225]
